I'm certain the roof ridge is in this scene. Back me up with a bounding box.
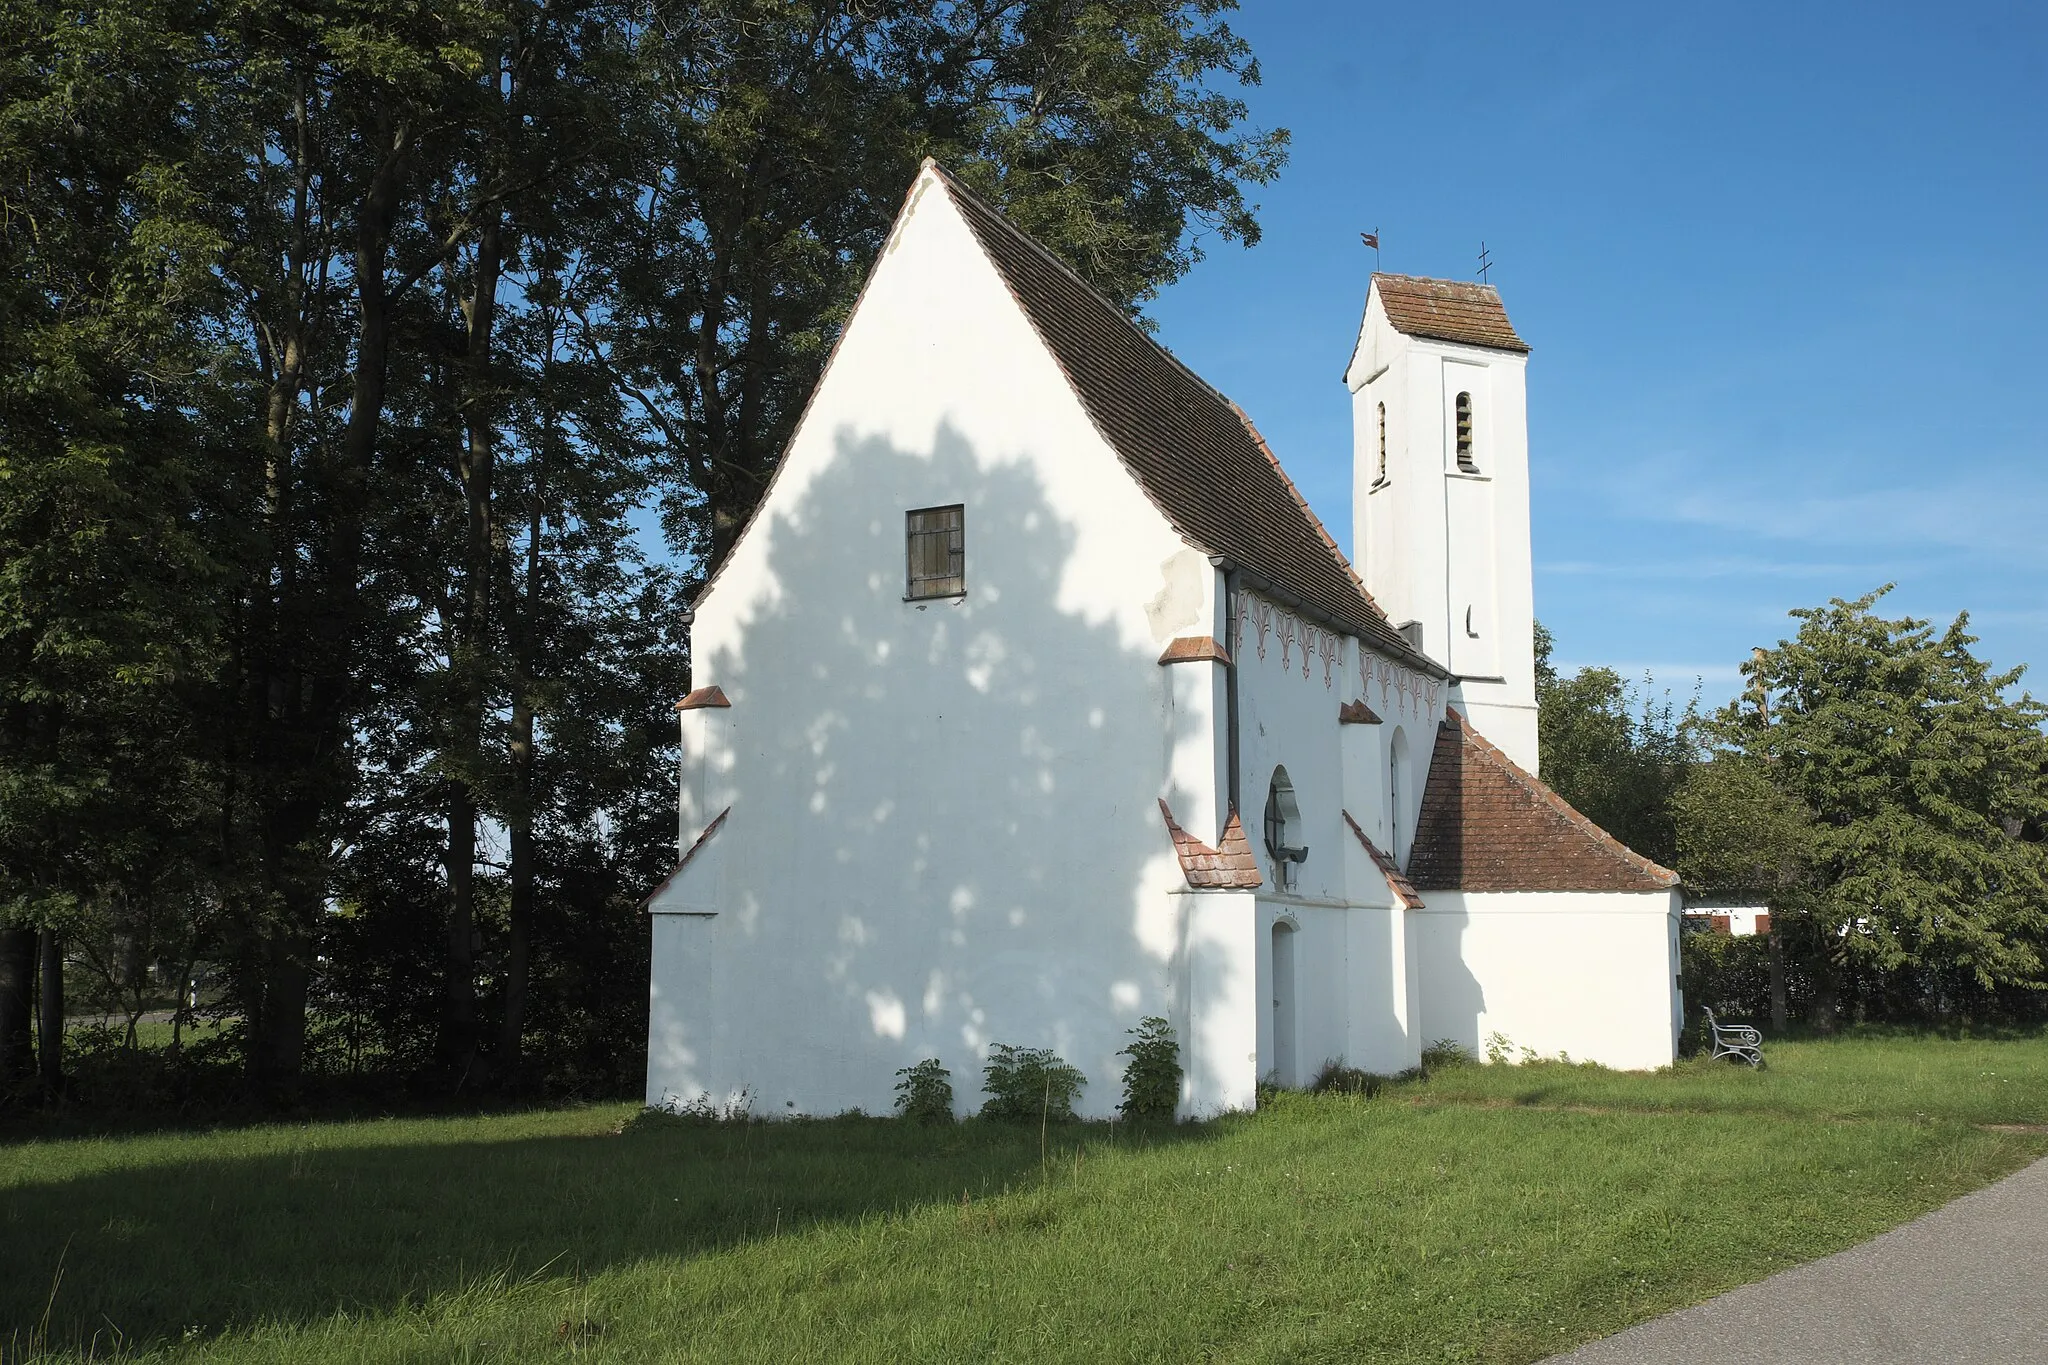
[1447,711,1679,886]
[1372,270,1505,292]
[926,163,1259,437]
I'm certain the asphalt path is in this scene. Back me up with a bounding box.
[1546,1153,2048,1364]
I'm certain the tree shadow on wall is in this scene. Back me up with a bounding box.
[671,420,1233,1110]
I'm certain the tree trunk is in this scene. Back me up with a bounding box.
[440,788,481,1083]
[499,387,544,1080]
[248,116,406,1090]
[440,201,502,1086]
[1768,928,1788,1033]
[0,929,35,1085]
[37,928,63,1093]
[1809,951,1838,1034]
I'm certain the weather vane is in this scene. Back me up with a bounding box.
[1477,241,1493,283]
[1360,228,1380,273]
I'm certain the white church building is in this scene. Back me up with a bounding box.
[643,162,1683,1119]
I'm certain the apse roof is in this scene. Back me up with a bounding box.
[1407,711,1678,893]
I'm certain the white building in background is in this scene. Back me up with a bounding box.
[643,162,1683,1119]
[1685,904,1772,937]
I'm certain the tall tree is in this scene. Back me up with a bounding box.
[613,0,1288,573]
[1680,588,2048,1027]
[1534,622,1698,867]
[0,0,230,1095]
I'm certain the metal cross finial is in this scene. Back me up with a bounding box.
[1477,241,1493,283]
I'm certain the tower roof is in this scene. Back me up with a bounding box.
[1407,711,1677,893]
[1372,274,1528,354]
[934,165,1434,669]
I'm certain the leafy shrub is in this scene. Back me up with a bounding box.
[980,1044,1085,1122]
[893,1058,955,1124]
[1420,1038,1472,1073]
[1117,1016,1182,1120]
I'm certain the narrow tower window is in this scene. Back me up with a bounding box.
[1455,391,1476,472]
[1375,402,1388,485]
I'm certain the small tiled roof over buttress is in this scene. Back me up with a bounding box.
[934,166,1432,670]
[1407,711,1678,893]
[1372,274,1528,354]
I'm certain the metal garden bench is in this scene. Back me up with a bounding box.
[1702,1007,1764,1067]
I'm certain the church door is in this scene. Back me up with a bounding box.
[1271,920,1297,1087]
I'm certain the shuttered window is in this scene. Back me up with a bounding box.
[1455,391,1477,472]
[905,504,965,599]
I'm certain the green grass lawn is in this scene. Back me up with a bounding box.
[4,1031,2045,1364]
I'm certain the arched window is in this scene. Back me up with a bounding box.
[1375,402,1388,485]
[1455,391,1476,473]
[1263,766,1306,892]
[1388,729,1409,864]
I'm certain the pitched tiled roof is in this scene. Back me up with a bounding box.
[641,806,731,910]
[1373,274,1528,354]
[935,166,1432,670]
[1343,811,1424,908]
[675,686,731,711]
[1407,712,1678,893]
[1159,799,1262,890]
[1158,636,1232,666]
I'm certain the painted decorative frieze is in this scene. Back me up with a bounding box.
[1229,589,1435,713]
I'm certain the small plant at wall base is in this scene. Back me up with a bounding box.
[894,1058,955,1124]
[980,1044,1085,1122]
[1421,1038,1473,1073]
[1118,1016,1182,1120]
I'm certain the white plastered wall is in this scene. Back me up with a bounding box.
[645,168,1239,1119]
[1229,594,1445,1081]
[1411,889,1683,1071]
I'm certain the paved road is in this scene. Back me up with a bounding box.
[1547,1154,2048,1364]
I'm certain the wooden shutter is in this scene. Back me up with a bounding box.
[905,505,965,599]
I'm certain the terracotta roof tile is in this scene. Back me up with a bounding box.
[1343,810,1424,908]
[640,806,731,910]
[934,166,1432,670]
[1407,712,1678,893]
[1338,700,1382,725]
[1158,636,1232,665]
[1373,274,1528,354]
[675,686,731,711]
[1158,799,1263,890]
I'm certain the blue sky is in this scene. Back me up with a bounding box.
[1146,0,2048,707]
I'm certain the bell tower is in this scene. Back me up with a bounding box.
[1346,273,1540,772]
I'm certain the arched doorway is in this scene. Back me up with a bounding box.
[1271,918,1297,1087]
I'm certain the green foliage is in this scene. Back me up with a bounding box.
[1682,588,2048,1025]
[893,1058,955,1125]
[1681,929,1781,1043]
[0,0,1285,1104]
[1116,1015,1181,1119]
[979,1043,1085,1122]
[1419,1038,1473,1072]
[1534,620,1700,867]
